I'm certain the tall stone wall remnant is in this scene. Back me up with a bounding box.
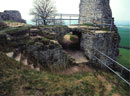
[79,0,113,24]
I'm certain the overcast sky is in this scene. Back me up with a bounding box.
[0,0,130,24]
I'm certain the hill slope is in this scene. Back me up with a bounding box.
[0,52,129,96]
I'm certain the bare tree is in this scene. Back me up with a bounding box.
[30,0,56,25]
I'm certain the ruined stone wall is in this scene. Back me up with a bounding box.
[79,0,112,24]
[0,10,26,23]
[80,29,120,66]
[39,26,70,40]
[0,24,120,69]
[0,26,73,71]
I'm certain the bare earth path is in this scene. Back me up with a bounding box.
[65,50,89,64]
[59,50,95,75]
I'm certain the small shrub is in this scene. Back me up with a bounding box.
[66,33,72,35]
[70,35,78,41]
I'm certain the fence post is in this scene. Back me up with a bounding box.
[117,68,124,86]
[54,16,55,25]
[60,14,62,25]
[69,16,71,25]
[37,16,40,25]
[78,15,80,27]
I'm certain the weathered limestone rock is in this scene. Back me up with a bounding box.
[39,26,70,40]
[0,25,120,70]
[0,21,8,30]
[0,26,74,71]
[79,0,113,24]
[25,39,74,71]
[0,15,3,21]
[0,10,26,23]
[79,0,120,66]
[80,28,120,66]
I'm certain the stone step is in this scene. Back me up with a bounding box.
[21,58,28,65]
[31,35,43,39]
[29,64,34,69]
[5,52,40,71]
[75,57,88,64]
[6,52,14,58]
[14,53,21,62]
[35,67,40,71]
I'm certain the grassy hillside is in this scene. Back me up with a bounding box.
[0,52,129,96]
[118,48,130,69]
[118,27,130,47]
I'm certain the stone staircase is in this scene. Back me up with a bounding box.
[4,27,89,72]
[5,49,90,74]
[6,51,40,71]
[4,27,58,72]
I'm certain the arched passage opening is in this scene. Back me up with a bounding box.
[59,28,83,51]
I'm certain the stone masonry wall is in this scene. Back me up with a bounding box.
[79,0,112,24]
[80,29,120,66]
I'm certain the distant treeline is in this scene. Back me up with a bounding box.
[119,46,130,50]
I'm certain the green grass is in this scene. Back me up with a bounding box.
[0,51,129,96]
[118,48,130,69]
[117,26,130,69]
[66,33,72,35]
[118,27,130,47]
[70,35,78,41]
[66,33,78,41]
[0,26,31,35]
[4,20,17,23]
[82,23,95,26]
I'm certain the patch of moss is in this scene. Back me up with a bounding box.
[4,20,16,23]
[0,26,31,35]
[66,33,72,35]
[83,23,95,26]
[41,37,50,44]
[70,35,78,41]
[31,37,50,45]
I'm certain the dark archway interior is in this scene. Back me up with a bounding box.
[59,29,89,64]
[60,31,82,50]
[72,31,82,50]
[59,29,83,51]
